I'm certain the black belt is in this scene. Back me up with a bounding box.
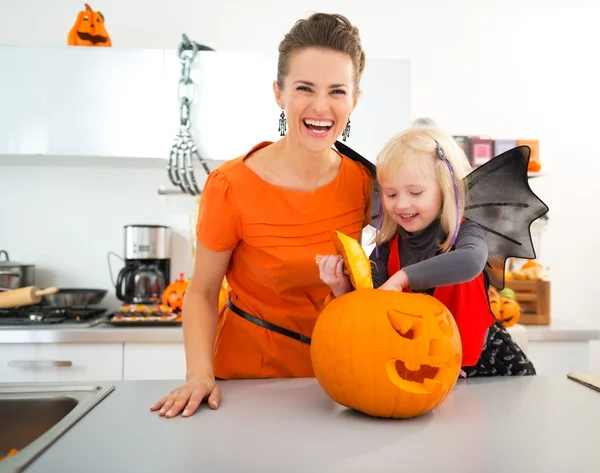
[226,299,311,345]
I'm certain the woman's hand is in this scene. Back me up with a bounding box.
[379,269,409,292]
[318,254,353,297]
[150,375,221,418]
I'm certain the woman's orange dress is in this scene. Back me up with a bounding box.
[196,141,373,379]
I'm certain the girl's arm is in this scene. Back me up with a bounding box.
[386,220,488,291]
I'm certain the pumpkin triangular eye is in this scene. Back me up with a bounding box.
[387,309,425,340]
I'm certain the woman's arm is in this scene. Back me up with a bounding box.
[183,241,232,380]
[401,220,488,290]
[150,241,232,418]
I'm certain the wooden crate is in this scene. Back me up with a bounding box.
[504,279,551,325]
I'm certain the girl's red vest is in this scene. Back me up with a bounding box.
[387,231,495,367]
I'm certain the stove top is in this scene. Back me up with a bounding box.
[0,305,108,327]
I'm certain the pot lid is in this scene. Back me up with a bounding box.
[0,250,34,267]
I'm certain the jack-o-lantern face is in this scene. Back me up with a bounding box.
[161,273,189,313]
[490,296,521,327]
[67,3,112,47]
[311,289,462,419]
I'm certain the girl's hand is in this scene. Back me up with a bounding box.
[379,269,409,292]
[318,254,353,297]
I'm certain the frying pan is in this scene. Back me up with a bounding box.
[41,288,108,308]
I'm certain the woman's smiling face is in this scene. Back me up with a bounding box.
[274,47,359,154]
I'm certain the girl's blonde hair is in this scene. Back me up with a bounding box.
[374,127,473,253]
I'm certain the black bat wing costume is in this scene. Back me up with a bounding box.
[334,140,549,291]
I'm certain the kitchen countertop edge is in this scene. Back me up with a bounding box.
[0,319,599,344]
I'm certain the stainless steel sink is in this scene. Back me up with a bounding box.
[0,383,114,472]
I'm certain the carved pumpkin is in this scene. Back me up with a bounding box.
[68,3,112,47]
[490,296,521,327]
[161,273,189,312]
[311,231,462,419]
[311,289,462,418]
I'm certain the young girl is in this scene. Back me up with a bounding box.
[319,127,536,377]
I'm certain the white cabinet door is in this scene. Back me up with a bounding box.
[0,343,123,382]
[123,342,186,380]
[0,46,166,159]
[162,50,282,164]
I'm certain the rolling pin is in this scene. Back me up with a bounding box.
[0,286,59,309]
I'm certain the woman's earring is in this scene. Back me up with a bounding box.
[278,111,287,136]
[342,117,351,141]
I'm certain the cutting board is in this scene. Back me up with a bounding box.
[567,372,600,393]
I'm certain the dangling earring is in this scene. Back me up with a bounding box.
[342,117,351,141]
[278,110,287,136]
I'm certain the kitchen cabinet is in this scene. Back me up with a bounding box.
[0,46,167,159]
[123,342,186,380]
[0,342,123,382]
[0,46,412,164]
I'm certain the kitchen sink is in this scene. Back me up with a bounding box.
[0,383,114,473]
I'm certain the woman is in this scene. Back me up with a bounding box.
[151,13,373,418]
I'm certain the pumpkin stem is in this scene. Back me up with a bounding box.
[85,3,92,11]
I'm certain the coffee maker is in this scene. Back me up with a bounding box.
[115,225,172,304]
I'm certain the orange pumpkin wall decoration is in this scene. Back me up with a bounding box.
[68,3,112,47]
[311,230,463,419]
[489,296,521,327]
[161,273,189,312]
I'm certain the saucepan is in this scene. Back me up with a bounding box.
[0,250,35,290]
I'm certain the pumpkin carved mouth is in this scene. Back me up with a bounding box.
[387,359,444,396]
[77,32,109,44]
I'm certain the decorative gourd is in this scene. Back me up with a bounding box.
[67,3,112,47]
[161,273,189,312]
[489,296,521,327]
[311,231,462,419]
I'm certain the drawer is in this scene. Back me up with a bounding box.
[0,343,123,382]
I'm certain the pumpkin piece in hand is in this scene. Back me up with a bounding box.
[329,230,374,290]
[311,289,462,418]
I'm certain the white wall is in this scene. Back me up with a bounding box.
[1,0,599,324]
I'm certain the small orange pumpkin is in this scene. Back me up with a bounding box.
[218,278,230,314]
[68,3,112,47]
[311,231,463,419]
[490,296,521,327]
[161,273,189,312]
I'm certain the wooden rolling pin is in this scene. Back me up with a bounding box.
[0,286,59,309]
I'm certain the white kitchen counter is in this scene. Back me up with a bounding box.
[11,376,600,473]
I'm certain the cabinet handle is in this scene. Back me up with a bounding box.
[8,360,73,368]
